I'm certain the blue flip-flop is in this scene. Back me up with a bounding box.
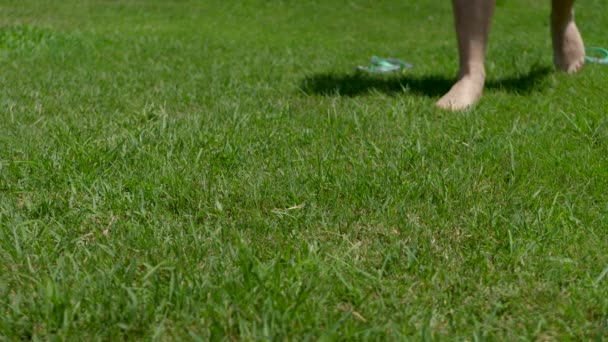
[585,47,608,64]
[357,56,413,74]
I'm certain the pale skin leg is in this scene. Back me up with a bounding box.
[436,0,495,111]
[437,0,585,111]
[551,0,585,73]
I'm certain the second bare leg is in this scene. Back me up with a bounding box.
[552,0,585,73]
[437,0,496,111]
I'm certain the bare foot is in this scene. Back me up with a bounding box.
[552,20,585,73]
[436,73,485,111]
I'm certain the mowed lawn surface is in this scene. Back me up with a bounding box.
[1,0,607,339]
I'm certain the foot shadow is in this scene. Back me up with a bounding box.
[299,66,552,98]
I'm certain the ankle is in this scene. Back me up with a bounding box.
[458,67,486,80]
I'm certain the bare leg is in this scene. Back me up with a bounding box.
[552,0,585,73]
[437,0,496,111]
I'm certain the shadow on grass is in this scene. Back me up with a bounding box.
[299,66,552,98]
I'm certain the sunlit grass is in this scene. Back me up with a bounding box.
[1,0,607,339]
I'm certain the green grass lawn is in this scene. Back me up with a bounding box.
[1,0,607,339]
